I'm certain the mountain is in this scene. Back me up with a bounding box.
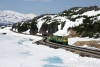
[0,10,36,25]
[12,6,100,38]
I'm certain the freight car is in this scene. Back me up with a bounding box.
[49,35,68,45]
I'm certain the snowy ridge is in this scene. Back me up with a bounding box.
[36,10,100,36]
[11,6,100,37]
[0,10,36,24]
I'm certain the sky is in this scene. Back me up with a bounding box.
[0,0,100,15]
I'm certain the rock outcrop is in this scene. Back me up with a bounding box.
[68,30,80,38]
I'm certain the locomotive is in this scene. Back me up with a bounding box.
[49,35,68,45]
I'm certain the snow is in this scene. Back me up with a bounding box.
[1,8,100,67]
[36,15,83,36]
[53,10,100,36]
[82,10,100,16]
[54,18,83,36]
[68,37,100,45]
[75,8,82,12]
[0,27,100,67]
[34,11,86,36]
[37,18,46,31]
[0,10,36,24]
[22,29,30,34]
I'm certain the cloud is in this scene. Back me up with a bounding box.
[40,0,52,2]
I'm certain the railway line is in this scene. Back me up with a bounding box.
[10,30,100,58]
[37,36,100,59]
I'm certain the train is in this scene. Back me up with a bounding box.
[49,35,68,45]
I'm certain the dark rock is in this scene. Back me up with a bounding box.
[1,33,7,35]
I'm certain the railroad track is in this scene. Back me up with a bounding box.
[37,36,100,59]
[9,30,100,58]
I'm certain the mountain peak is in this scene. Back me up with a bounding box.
[0,10,36,24]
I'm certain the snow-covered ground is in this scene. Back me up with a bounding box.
[0,27,100,67]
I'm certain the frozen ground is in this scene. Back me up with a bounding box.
[0,27,100,67]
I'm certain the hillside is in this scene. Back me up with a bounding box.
[12,6,100,38]
[0,10,36,25]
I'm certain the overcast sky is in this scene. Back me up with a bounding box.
[0,0,100,15]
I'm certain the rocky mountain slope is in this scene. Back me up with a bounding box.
[0,10,36,25]
[11,6,100,38]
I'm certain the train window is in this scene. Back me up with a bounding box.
[62,38,65,40]
[58,38,60,40]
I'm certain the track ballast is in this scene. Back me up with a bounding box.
[36,36,100,59]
